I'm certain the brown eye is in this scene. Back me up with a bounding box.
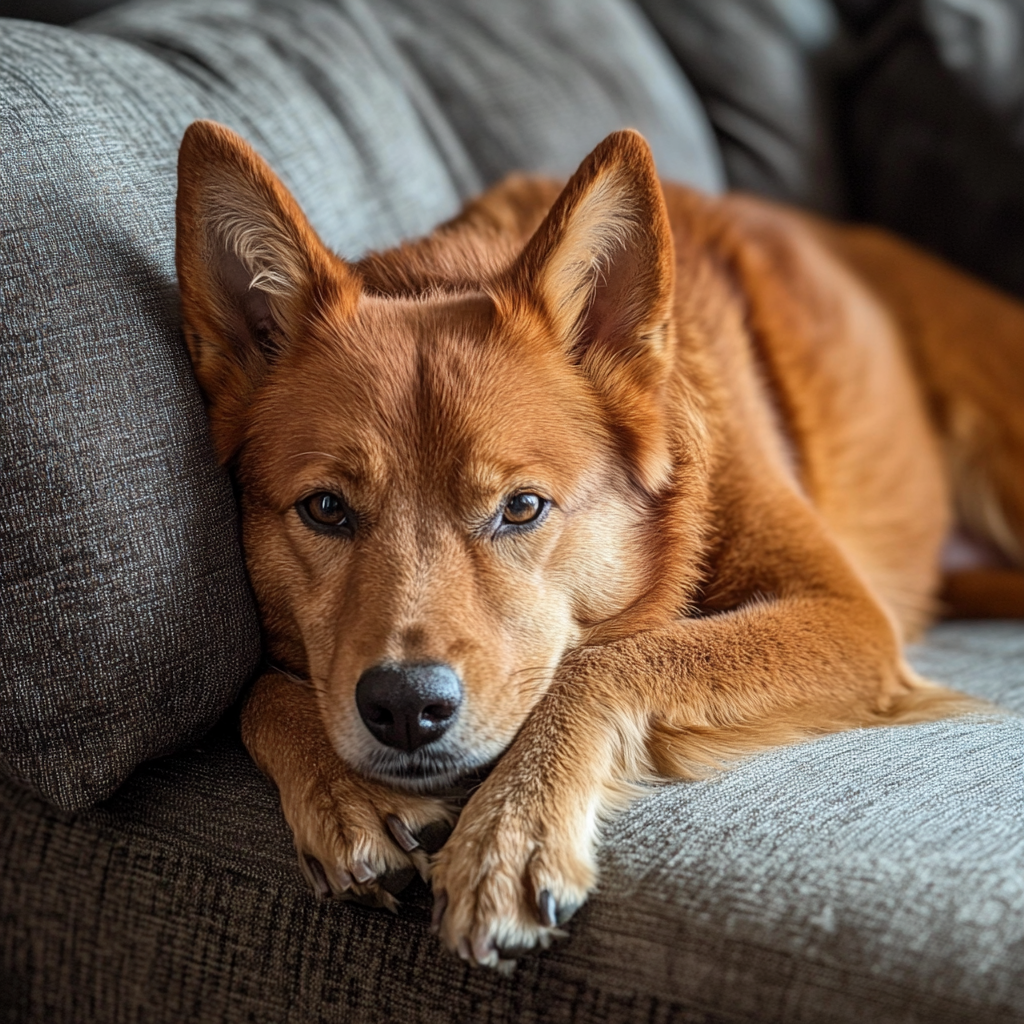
[501,492,546,527]
[297,492,353,535]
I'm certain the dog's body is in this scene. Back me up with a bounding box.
[176,123,1024,970]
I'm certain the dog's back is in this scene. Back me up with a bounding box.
[353,173,1024,633]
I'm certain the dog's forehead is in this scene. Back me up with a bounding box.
[253,293,609,496]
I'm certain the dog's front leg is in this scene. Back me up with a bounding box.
[428,666,640,969]
[431,580,962,968]
[242,671,455,909]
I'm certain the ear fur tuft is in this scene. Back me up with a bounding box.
[175,120,356,461]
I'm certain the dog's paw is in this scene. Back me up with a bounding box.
[283,768,455,911]
[429,792,595,971]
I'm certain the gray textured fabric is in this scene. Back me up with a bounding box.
[0,0,116,22]
[841,0,1024,301]
[636,0,846,212]
[594,621,1024,1023]
[1,622,1022,1023]
[0,0,722,810]
[80,0,724,245]
[0,21,265,811]
[923,0,1024,123]
[368,0,724,187]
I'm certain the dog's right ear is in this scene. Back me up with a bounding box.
[176,120,357,462]
[495,130,676,495]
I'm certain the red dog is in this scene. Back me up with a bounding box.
[176,121,1023,970]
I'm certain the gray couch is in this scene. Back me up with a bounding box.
[2,2,1022,1021]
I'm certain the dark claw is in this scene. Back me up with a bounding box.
[430,889,448,935]
[385,814,420,852]
[380,864,417,895]
[538,888,557,928]
[472,935,497,965]
[556,900,580,926]
[416,820,454,854]
[318,860,353,894]
[304,855,331,899]
[352,860,375,884]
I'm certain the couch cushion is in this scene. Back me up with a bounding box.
[0,0,116,22]
[0,0,722,810]
[1,622,1021,1023]
[636,0,846,213]
[842,0,1024,300]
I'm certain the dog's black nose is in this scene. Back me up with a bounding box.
[355,662,462,752]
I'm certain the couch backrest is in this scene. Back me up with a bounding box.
[0,0,723,810]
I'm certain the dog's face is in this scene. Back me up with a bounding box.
[176,123,679,789]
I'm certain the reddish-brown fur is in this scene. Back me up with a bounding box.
[176,121,1023,969]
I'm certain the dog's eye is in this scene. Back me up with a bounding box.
[297,492,354,535]
[501,492,546,527]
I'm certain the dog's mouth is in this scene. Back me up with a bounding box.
[358,745,499,796]
[321,680,515,794]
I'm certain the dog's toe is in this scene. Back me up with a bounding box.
[287,783,457,915]
[327,861,355,892]
[430,803,594,969]
[294,843,418,908]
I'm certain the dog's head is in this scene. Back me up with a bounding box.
[176,122,690,789]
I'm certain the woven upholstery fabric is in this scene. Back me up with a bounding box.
[636,0,846,213]
[0,0,116,21]
[0,0,722,810]
[2,622,1022,1023]
[842,0,1024,301]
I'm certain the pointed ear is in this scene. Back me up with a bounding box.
[175,120,357,462]
[499,130,676,492]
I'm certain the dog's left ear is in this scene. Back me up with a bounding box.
[176,120,357,462]
[499,130,676,493]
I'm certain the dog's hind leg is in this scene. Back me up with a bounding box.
[824,224,1024,570]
